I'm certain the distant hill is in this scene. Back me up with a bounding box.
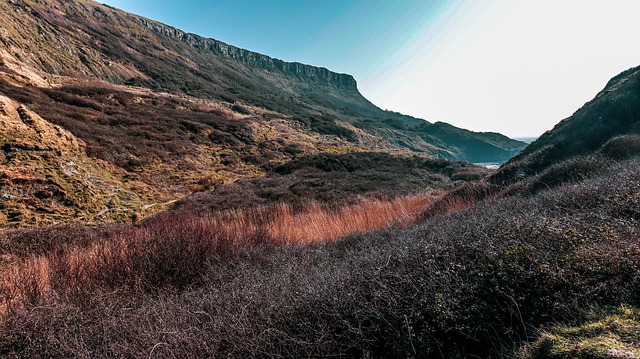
[513,137,537,144]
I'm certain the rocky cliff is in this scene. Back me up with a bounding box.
[0,0,358,97]
[135,17,358,91]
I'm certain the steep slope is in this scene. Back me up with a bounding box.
[416,121,524,162]
[0,95,159,226]
[0,0,524,160]
[0,61,374,227]
[491,65,640,184]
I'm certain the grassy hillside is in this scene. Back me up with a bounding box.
[0,63,491,226]
[491,65,640,185]
[0,93,159,226]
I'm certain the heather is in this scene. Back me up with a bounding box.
[0,158,638,357]
[173,152,485,214]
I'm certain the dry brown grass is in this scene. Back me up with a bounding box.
[268,193,438,244]
[0,192,440,314]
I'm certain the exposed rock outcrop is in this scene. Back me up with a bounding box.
[136,17,358,91]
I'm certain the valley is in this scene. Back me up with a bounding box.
[0,0,639,358]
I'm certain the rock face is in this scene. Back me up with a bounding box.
[491,65,640,184]
[136,17,358,91]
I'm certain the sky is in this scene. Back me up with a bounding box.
[99,0,640,138]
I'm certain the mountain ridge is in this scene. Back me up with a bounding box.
[134,16,359,91]
[0,0,525,161]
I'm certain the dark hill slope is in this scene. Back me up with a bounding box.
[0,0,524,161]
[172,152,488,214]
[491,65,640,184]
[417,121,524,162]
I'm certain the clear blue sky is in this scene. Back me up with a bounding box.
[100,0,640,137]
[100,0,444,75]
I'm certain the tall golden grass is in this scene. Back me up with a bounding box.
[269,193,437,243]
[0,192,442,314]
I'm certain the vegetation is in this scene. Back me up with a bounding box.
[0,155,638,357]
[174,152,487,214]
[522,306,640,358]
[599,135,640,161]
[0,193,436,305]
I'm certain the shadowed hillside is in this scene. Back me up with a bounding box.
[491,65,640,185]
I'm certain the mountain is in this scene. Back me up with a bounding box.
[0,0,525,226]
[491,65,640,184]
[0,0,524,157]
[415,121,524,162]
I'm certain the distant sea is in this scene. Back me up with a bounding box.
[474,137,538,169]
[475,162,501,169]
[514,137,538,144]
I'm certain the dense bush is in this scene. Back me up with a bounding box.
[599,134,640,160]
[173,152,486,214]
[0,160,638,357]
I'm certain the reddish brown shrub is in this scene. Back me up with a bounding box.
[0,193,437,312]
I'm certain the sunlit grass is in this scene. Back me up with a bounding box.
[0,193,439,314]
[522,306,640,359]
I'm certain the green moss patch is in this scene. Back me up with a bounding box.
[523,306,640,358]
